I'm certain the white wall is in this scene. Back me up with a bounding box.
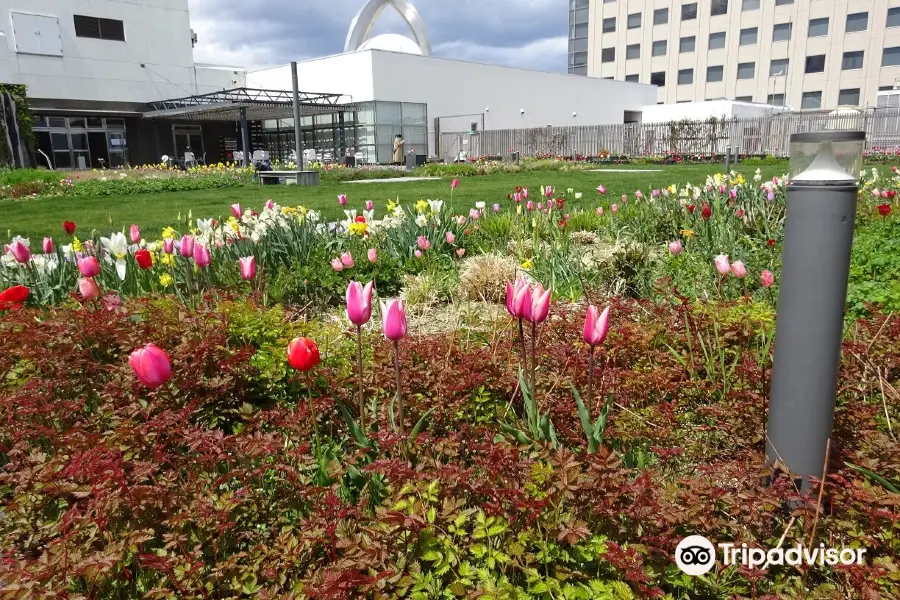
[641,99,789,123]
[248,52,374,102]
[0,0,243,104]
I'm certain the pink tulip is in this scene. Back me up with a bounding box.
[543,186,552,198]
[239,256,256,280]
[451,178,459,189]
[537,202,543,211]
[456,215,466,226]
[193,243,211,268]
[365,200,374,210]
[341,252,354,267]
[714,254,731,275]
[492,203,500,212]
[456,248,465,257]
[381,299,408,341]
[596,206,604,216]
[231,204,242,218]
[128,343,172,389]
[77,256,100,277]
[621,194,627,202]
[163,238,175,254]
[526,201,534,211]
[514,192,521,203]
[417,236,431,251]
[129,224,141,244]
[78,277,101,301]
[597,185,606,194]
[527,283,552,324]
[42,237,54,254]
[8,240,29,263]
[719,184,727,195]
[635,191,643,200]
[331,258,344,271]
[179,235,195,257]
[668,240,683,255]
[338,194,348,206]
[446,231,455,245]
[767,191,775,201]
[611,204,618,213]
[264,200,274,210]
[761,269,775,288]
[346,280,374,326]
[583,305,611,347]
[522,187,528,199]
[414,249,423,259]
[368,248,377,263]
[731,260,747,278]
[506,278,531,318]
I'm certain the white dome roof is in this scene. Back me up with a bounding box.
[358,33,423,54]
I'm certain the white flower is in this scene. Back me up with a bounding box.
[415,214,428,227]
[427,199,443,214]
[0,254,16,268]
[31,255,59,275]
[475,201,485,210]
[11,235,30,249]
[197,218,214,233]
[100,232,129,280]
[574,192,583,199]
[363,209,375,222]
[306,210,320,223]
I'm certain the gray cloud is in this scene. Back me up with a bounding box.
[187,0,567,73]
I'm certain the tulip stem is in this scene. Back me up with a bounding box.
[530,320,537,401]
[356,325,365,429]
[518,317,528,385]
[306,372,320,454]
[587,345,594,411]
[184,262,193,310]
[393,340,404,435]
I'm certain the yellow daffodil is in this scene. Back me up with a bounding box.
[736,174,745,185]
[159,273,174,287]
[415,199,429,213]
[668,184,677,194]
[161,253,176,267]
[162,226,177,239]
[348,222,368,237]
[71,236,83,252]
[521,259,534,270]
[386,200,397,213]
[680,229,696,239]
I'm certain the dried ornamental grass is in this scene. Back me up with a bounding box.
[458,252,519,302]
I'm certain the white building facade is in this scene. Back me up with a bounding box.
[571,0,900,110]
[0,0,245,167]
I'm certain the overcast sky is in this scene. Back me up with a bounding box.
[187,0,568,76]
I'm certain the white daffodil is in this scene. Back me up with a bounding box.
[0,254,16,269]
[414,214,428,227]
[100,232,128,280]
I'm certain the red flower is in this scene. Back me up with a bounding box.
[464,228,471,235]
[735,209,744,218]
[687,204,696,214]
[0,285,29,310]
[700,203,712,220]
[888,190,896,199]
[767,239,776,248]
[354,215,366,223]
[287,337,320,371]
[134,249,153,270]
[63,221,76,235]
[557,219,568,228]
[506,193,511,199]
[878,203,892,217]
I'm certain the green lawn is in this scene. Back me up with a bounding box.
[2,164,787,241]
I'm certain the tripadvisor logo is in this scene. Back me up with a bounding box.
[675,535,866,576]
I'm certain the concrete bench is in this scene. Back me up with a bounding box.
[257,170,320,186]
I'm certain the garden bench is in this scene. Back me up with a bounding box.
[257,170,320,187]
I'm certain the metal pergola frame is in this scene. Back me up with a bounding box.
[141,87,356,169]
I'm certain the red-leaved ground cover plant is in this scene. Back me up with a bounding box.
[0,293,897,599]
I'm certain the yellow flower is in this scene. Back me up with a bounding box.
[415,199,429,213]
[668,184,677,194]
[736,174,745,185]
[386,200,397,213]
[680,229,696,239]
[521,259,534,270]
[348,221,369,237]
[159,273,174,287]
[161,253,176,267]
[162,227,177,239]
[71,236,83,252]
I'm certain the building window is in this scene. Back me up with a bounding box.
[654,8,669,24]
[711,0,728,16]
[571,66,587,75]
[570,51,587,67]
[735,96,753,101]
[73,15,125,41]
[571,0,589,6]
[682,3,698,20]
[651,71,666,86]
[572,7,589,23]
[773,23,792,42]
[570,37,588,52]
[775,0,793,5]
[626,44,640,59]
[888,7,900,28]
[603,17,616,32]
[880,85,895,91]
[678,68,694,84]
[571,23,589,38]
[767,93,785,105]
[842,51,864,70]
[883,46,900,66]
[601,47,616,62]
[801,91,822,109]
[625,74,639,82]
[603,0,615,3]
[707,65,724,82]
[808,17,829,37]
[680,36,696,53]
[627,13,641,28]
[652,40,667,56]
[838,88,861,106]
[737,62,755,79]
[769,58,789,76]
[742,0,759,10]
[709,31,726,49]
[846,12,868,33]
[739,27,758,45]
[805,54,826,73]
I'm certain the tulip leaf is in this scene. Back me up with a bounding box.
[409,407,436,441]
[336,403,371,448]
[571,385,597,453]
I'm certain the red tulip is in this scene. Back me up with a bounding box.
[346,280,374,326]
[0,285,28,310]
[700,203,712,220]
[63,221,77,235]
[583,305,611,347]
[878,203,892,217]
[128,343,172,388]
[135,248,153,270]
[451,178,459,189]
[287,337,321,371]
[78,256,100,277]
